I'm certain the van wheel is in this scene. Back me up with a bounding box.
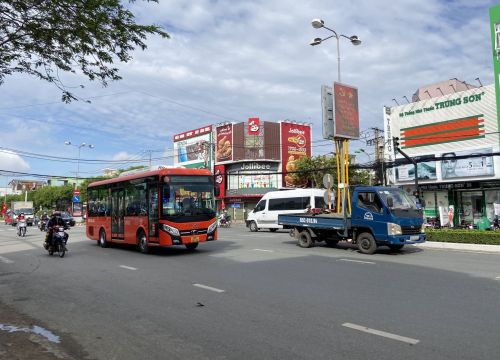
[249,221,258,232]
[298,230,314,248]
[357,232,377,254]
[269,228,277,232]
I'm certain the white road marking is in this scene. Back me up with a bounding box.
[0,255,14,264]
[252,249,274,252]
[495,276,500,281]
[119,265,137,271]
[337,258,375,264]
[342,323,419,345]
[193,283,225,293]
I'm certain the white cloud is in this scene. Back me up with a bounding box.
[0,151,30,173]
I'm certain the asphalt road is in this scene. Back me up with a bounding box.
[0,223,499,359]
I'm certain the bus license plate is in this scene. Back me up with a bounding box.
[410,235,420,241]
[190,235,200,243]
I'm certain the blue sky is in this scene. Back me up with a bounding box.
[0,0,498,187]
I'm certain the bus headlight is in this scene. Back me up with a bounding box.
[162,224,180,236]
[208,221,217,234]
[387,223,402,236]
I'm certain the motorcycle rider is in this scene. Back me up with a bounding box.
[16,212,26,234]
[44,211,67,250]
[40,211,49,230]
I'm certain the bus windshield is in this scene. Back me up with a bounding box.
[161,176,216,222]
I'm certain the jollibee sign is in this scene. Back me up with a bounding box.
[280,122,311,187]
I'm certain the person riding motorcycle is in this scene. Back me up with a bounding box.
[40,211,49,230]
[44,211,67,249]
[16,212,26,231]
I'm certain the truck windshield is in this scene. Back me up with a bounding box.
[161,176,216,222]
[378,189,417,210]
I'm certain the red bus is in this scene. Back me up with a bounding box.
[86,167,218,253]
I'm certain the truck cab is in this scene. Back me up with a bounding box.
[351,186,425,253]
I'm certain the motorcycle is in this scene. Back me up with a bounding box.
[46,225,69,258]
[38,219,47,232]
[17,219,27,237]
[492,217,500,231]
[219,215,231,228]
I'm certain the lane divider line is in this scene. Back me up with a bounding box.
[337,259,375,265]
[193,283,225,293]
[252,249,274,252]
[119,265,137,271]
[0,256,14,264]
[342,322,419,345]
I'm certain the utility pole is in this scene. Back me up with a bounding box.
[393,137,420,201]
[367,127,384,184]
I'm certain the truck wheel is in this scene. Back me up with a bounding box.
[298,230,314,248]
[357,232,377,254]
[249,221,259,232]
[388,244,404,251]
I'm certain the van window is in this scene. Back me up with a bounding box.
[254,200,266,212]
[268,197,310,211]
[314,196,326,209]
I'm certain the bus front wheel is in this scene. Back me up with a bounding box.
[98,229,108,248]
[138,231,149,254]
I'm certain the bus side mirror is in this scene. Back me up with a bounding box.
[214,186,220,197]
[386,197,393,208]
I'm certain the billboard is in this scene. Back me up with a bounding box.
[440,148,494,179]
[334,82,359,139]
[280,122,311,187]
[396,159,437,182]
[215,124,233,162]
[173,125,212,168]
[214,165,225,199]
[490,5,500,138]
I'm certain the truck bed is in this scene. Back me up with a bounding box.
[278,213,350,230]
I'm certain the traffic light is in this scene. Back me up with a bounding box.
[393,137,400,149]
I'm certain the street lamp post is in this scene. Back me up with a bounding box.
[65,141,94,189]
[310,18,361,83]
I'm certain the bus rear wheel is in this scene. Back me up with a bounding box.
[138,231,149,254]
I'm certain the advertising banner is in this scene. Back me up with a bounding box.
[216,124,233,162]
[281,122,311,187]
[440,148,494,179]
[173,125,212,168]
[334,82,360,139]
[214,165,225,199]
[396,158,437,182]
[248,118,260,135]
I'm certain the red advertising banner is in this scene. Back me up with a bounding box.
[248,117,260,135]
[214,165,225,200]
[216,124,233,162]
[334,82,359,139]
[281,122,311,187]
[1,202,6,216]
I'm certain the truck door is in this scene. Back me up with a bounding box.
[352,191,387,240]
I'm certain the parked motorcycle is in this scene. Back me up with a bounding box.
[492,217,500,231]
[17,219,27,237]
[46,225,69,258]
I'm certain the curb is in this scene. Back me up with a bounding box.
[414,241,500,253]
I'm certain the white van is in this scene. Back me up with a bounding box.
[245,188,326,232]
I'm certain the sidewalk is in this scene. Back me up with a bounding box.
[414,241,500,253]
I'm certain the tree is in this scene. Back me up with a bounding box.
[292,154,371,188]
[0,0,169,102]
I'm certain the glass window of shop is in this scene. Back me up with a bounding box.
[227,172,279,190]
[460,191,483,225]
[485,190,500,221]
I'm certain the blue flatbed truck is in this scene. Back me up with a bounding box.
[278,186,426,254]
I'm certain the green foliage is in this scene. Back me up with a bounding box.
[0,0,169,102]
[292,155,371,188]
[426,229,500,245]
[31,185,74,211]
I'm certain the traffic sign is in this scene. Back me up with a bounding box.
[72,195,81,203]
[322,173,335,189]
[73,189,81,195]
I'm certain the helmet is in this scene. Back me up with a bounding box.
[52,211,61,217]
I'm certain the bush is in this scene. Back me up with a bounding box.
[426,229,500,245]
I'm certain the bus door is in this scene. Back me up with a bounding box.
[111,188,125,239]
[148,184,159,238]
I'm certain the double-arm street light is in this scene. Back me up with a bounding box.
[65,141,95,189]
[310,18,361,83]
